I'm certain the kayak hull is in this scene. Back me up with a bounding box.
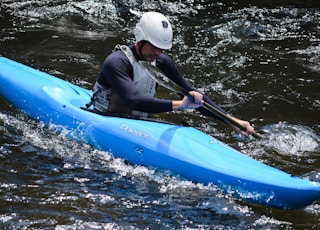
[0,57,319,209]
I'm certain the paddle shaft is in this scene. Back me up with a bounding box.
[139,61,264,139]
[180,90,264,139]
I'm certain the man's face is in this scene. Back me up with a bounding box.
[141,42,163,62]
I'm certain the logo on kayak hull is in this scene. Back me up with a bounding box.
[120,124,150,139]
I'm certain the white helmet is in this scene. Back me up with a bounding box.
[134,12,173,50]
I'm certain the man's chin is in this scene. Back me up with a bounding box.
[145,56,156,62]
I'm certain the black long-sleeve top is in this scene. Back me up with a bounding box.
[96,44,226,122]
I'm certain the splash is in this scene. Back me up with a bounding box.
[1,0,119,25]
[262,122,320,156]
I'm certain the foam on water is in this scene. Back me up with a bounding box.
[263,122,320,156]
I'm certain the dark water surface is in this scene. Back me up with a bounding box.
[1,0,320,229]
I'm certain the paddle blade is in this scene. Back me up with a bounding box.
[139,61,181,93]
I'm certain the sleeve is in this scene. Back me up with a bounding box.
[156,54,228,123]
[97,51,173,113]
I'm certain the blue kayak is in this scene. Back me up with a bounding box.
[0,56,319,209]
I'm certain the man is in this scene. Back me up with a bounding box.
[88,11,254,136]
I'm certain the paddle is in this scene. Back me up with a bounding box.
[139,61,264,139]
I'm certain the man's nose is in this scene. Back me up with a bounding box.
[154,48,162,56]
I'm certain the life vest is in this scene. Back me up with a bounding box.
[89,45,157,117]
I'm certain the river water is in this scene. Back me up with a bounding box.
[0,0,320,229]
